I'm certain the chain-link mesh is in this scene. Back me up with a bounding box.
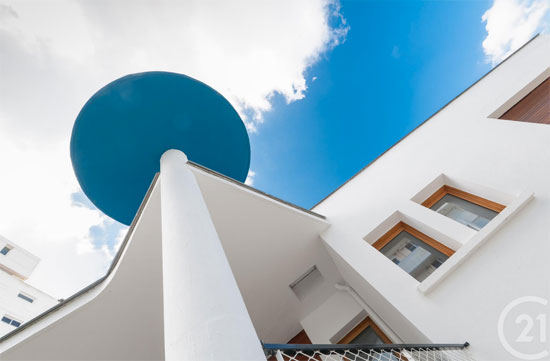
[265,345,475,361]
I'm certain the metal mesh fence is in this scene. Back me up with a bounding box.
[264,344,475,361]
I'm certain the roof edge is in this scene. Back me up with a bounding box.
[188,161,326,220]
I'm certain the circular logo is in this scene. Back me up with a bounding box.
[498,296,549,360]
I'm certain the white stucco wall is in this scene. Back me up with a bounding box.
[0,164,343,358]
[314,35,550,360]
[0,271,58,337]
[191,164,342,343]
[301,290,365,344]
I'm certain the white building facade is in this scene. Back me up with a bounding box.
[0,35,548,360]
[0,236,58,338]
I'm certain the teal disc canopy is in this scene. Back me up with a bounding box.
[70,72,250,225]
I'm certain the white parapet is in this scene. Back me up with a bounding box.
[159,149,265,361]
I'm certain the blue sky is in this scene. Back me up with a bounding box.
[250,0,494,209]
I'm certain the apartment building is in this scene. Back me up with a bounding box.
[0,236,58,338]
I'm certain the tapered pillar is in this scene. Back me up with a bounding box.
[159,149,265,361]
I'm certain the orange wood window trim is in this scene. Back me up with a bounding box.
[287,330,312,344]
[421,185,505,212]
[499,77,549,124]
[338,317,392,344]
[372,221,455,258]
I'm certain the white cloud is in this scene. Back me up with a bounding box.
[482,0,550,65]
[0,0,347,298]
[245,170,256,186]
[0,134,108,297]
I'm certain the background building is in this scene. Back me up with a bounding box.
[0,236,58,337]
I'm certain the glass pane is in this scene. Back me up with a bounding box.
[431,194,498,231]
[350,325,400,361]
[1,316,11,324]
[380,231,449,282]
[0,247,10,255]
[349,326,384,344]
[18,293,34,303]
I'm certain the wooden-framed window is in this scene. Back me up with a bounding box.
[338,317,391,344]
[422,186,505,231]
[372,222,454,282]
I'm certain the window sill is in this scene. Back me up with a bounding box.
[417,190,534,294]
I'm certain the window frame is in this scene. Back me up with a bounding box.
[372,221,454,258]
[338,316,391,344]
[421,185,505,213]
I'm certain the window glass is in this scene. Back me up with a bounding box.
[1,246,11,255]
[349,326,384,344]
[1,315,20,327]
[431,194,498,230]
[380,231,448,282]
[17,293,34,303]
[348,324,399,360]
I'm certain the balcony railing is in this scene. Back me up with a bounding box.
[263,342,474,361]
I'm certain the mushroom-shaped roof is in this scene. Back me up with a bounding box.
[71,72,250,225]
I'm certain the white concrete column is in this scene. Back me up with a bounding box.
[160,149,265,361]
